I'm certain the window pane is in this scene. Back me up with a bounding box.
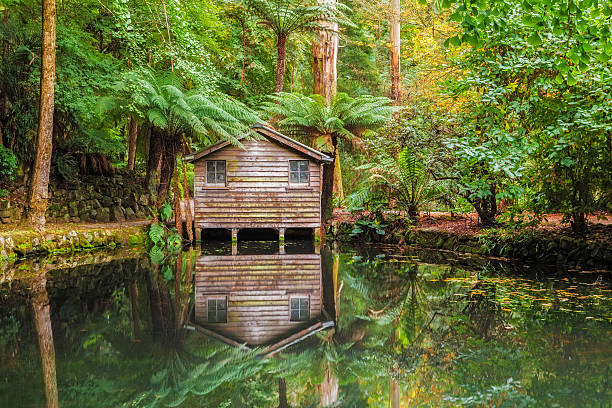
[216,173,225,184]
[218,298,227,310]
[217,310,227,323]
[300,298,309,309]
[291,298,299,309]
[290,309,300,321]
[217,161,225,171]
[299,161,308,171]
[290,172,299,184]
[300,172,309,184]
[207,161,215,172]
[290,161,299,171]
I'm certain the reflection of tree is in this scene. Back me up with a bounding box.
[30,272,59,408]
[462,280,503,339]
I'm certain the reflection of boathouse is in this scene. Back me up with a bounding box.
[191,253,333,353]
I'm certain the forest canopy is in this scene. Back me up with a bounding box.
[0,0,610,233]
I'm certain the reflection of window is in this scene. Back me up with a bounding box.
[206,160,226,185]
[289,160,309,184]
[207,298,227,323]
[290,297,309,321]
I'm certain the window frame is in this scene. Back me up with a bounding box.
[288,160,310,186]
[207,296,228,323]
[289,295,310,322]
[206,160,227,186]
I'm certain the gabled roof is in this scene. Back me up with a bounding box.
[185,319,335,358]
[184,123,333,163]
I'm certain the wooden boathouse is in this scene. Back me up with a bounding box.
[186,124,333,242]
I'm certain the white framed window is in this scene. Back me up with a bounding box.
[206,160,226,185]
[289,296,310,321]
[289,160,309,185]
[207,297,227,323]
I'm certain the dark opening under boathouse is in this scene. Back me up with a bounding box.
[186,124,333,243]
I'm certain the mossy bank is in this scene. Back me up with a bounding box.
[0,224,149,262]
[327,221,612,269]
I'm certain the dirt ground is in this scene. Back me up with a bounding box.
[331,209,612,242]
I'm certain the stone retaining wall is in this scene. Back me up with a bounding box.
[0,224,148,261]
[0,170,152,224]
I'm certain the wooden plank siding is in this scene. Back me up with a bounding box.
[193,138,322,229]
[194,254,323,346]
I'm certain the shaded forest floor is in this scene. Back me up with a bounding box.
[331,209,612,243]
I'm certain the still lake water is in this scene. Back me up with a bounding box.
[1,241,611,407]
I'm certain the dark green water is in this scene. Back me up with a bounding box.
[1,242,611,407]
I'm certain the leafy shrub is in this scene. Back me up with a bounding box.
[0,146,17,183]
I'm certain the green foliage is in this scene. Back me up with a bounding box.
[0,146,17,183]
[263,92,394,149]
[358,147,438,217]
[439,0,612,231]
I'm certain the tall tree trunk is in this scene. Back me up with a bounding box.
[26,0,56,230]
[275,34,287,93]
[312,0,338,104]
[31,273,59,408]
[332,136,344,201]
[390,0,401,103]
[145,127,163,191]
[127,116,138,171]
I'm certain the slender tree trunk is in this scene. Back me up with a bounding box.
[275,34,287,93]
[173,162,183,238]
[145,127,163,190]
[31,273,59,408]
[332,136,344,201]
[313,0,338,104]
[321,161,334,222]
[320,364,339,407]
[27,0,56,230]
[182,162,193,241]
[389,377,400,408]
[129,282,140,339]
[389,0,401,103]
[127,117,138,171]
[158,138,177,203]
[278,378,289,408]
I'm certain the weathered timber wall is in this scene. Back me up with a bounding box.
[193,139,321,229]
[194,254,322,345]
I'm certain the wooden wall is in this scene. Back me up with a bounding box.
[193,138,322,229]
[194,254,322,346]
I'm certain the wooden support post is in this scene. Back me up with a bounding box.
[278,228,285,242]
[314,227,321,243]
[195,228,202,242]
[232,228,238,255]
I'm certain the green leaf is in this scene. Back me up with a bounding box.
[527,33,542,46]
[149,222,165,244]
[566,73,577,86]
[449,36,462,46]
[162,265,173,281]
[149,245,164,265]
[160,203,173,222]
[555,73,564,84]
